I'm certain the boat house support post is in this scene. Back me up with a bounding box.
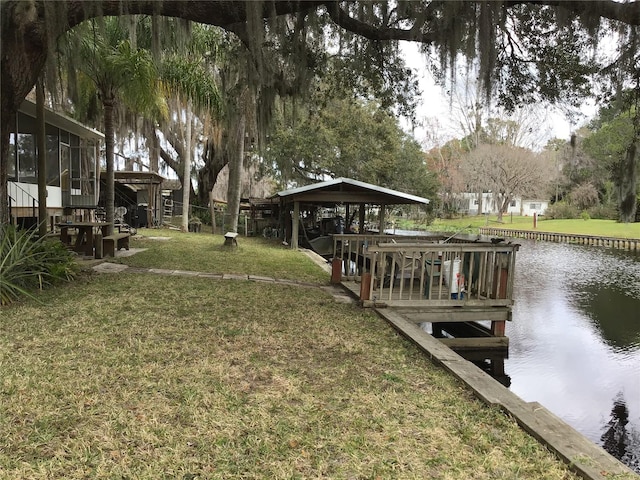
[345,204,350,231]
[358,203,366,233]
[379,204,386,234]
[292,200,300,249]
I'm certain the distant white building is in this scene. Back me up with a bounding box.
[456,192,548,216]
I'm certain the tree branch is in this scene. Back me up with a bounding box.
[324,1,438,43]
[521,0,640,25]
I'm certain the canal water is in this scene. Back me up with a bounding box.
[389,229,640,471]
[507,240,640,472]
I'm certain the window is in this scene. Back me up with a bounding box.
[79,138,96,196]
[46,124,60,186]
[530,203,540,210]
[8,132,16,180]
[71,134,81,190]
[510,199,517,207]
[473,199,479,205]
[17,112,36,183]
[61,143,70,192]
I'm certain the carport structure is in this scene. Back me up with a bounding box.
[275,177,430,249]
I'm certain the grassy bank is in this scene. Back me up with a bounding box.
[397,215,640,239]
[0,230,585,479]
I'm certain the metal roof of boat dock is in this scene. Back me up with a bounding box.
[275,177,430,205]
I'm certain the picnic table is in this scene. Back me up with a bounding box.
[56,222,112,257]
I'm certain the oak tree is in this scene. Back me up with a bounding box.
[3,1,640,223]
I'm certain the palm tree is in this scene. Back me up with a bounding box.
[62,18,166,235]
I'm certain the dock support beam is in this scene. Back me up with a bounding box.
[491,321,506,336]
[379,204,386,234]
[292,201,299,249]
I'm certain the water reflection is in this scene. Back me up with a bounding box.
[574,284,640,351]
[506,240,640,472]
[601,395,640,472]
[457,349,511,388]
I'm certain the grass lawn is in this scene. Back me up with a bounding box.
[399,215,640,239]
[0,229,586,479]
[115,229,329,284]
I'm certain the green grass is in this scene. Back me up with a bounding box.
[115,229,329,284]
[0,228,589,479]
[398,215,640,239]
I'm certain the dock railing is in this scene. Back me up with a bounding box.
[332,233,447,281]
[354,241,519,309]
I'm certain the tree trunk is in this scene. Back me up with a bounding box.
[196,139,229,206]
[36,76,48,236]
[226,114,245,233]
[0,2,49,225]
[159,147,197,200]
[104,97,116,236]
[618,142,638,223]
[0,117,10,226]
[496,196,509,223]
[181,102,193,232]
[476,191,483,216]
[148,121,160,173]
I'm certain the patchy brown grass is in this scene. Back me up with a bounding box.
[0,230,583,479]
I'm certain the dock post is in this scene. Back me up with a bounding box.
[331,257,342,284]
[94,233,103,259]
[360,272,372,301]
[491,321,506,336]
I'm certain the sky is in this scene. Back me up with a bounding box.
[399,42,598,151]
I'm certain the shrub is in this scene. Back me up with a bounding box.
[569,183,600,210]
[0,225,77,306]
[545,202,579,219]
[587,204,618,220]
[580,210,591,221]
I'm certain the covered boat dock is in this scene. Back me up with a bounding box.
[275,177,431,250]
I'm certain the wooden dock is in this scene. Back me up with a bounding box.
[334,234,517,350]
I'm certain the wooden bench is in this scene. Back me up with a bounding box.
[103,233,130,257]
[223,231,239,246]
